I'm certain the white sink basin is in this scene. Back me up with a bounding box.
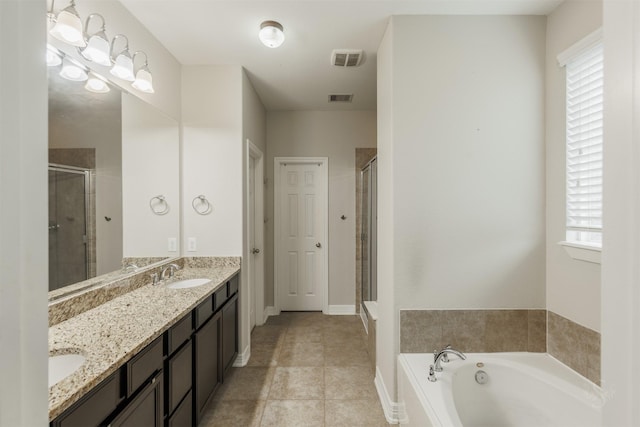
[49,353,86,387]
[167,278,211,289]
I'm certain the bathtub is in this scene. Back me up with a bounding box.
[397,352,604,427]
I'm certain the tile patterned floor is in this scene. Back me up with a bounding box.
[199,312,391,426]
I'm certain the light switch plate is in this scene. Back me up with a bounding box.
[187,237,197,252]
[168,237,177,252]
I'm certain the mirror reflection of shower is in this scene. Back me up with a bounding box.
[361,157,377,303]
[48,164,92,291]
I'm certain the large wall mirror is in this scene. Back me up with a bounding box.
[48,67,180,300]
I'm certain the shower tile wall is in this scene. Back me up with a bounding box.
[355,148,377,314]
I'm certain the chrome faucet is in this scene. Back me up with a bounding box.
[428,346,466,382]
[161,263,181,280]
[434,346,465,371]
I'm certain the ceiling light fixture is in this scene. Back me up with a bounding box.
[110,34,135,81]
[259,20,285,48]
[49,0,86,47]
[59,57,88,81]
[131,51,155,93]
[80,14,111,66]
[85,72,110,93]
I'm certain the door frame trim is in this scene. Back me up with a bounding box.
[274,156,329,314]
[246,139,265,327]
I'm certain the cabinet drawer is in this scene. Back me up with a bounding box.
[214,284,229,311]
[53,370,123,427]
[168,314,192,355]
[229,275,238,296]
[194,296,213,329]
[167,340,192,415]
[127,336,163,397]
[168,390,192,427]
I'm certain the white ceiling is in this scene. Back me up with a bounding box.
[119,0,562,111]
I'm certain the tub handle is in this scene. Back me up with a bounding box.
[428,364,437,382]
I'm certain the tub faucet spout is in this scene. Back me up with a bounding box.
[434,347,466,372]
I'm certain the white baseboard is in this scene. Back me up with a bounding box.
[263,306,279,323]
[233,344,251,367]
[375,366,404,424]
[327,304,356,315]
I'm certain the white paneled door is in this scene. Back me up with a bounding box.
[275,158,328,311]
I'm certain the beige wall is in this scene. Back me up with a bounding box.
[265,111,377,309]
[0,1,49,424]
[546,0,602,332]
[601,0,640,424]
[376,14,546,403]
[181,65,243,257]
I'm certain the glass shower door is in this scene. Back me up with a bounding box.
[49,166,89,291]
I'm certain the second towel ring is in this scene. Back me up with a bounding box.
[192,195,212,215]
[150,195,170,215]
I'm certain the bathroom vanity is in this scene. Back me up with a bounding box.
[48,263,239,427]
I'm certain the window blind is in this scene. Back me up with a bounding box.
[566,42,603,245]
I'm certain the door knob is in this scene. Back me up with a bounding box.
[316,242,322,248]
[252,248,260,254]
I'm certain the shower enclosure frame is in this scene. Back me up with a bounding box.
[48,163,92,289]
[361,157,377,304]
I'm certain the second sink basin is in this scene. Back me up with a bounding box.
[167,278,211,289]
[49,353,86,388]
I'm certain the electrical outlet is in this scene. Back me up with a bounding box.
[168,237,177,252]
[187,237,197,252]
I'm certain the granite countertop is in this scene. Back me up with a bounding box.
[48,264,240,420]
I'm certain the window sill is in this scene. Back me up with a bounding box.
[558,241,602,264]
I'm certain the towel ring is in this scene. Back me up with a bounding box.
[150,195,170,215]
[192,195,212,215]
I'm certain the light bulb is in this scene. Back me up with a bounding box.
[49,6,86,47]
[132,68,154,93]
[81,33,111,66]
[85,74,110,93]
[46,49,62,67]
[110,52,135,81]
[60,58,88,81]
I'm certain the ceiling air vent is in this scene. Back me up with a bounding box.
[328,94,354,103]
[331,49,364,67]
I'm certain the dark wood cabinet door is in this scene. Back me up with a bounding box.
[109,372,163,427]
[194,311,221,424]
[167,340,192,415]
[222,294,238,374]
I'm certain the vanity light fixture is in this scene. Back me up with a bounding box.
[59,57,88,81]
[49,0,86,47]
[131,51,154,93]
[46,45,62,67]
[80,14,111,66]
[110,34,135,81]
[85,72,110,93]
[259,20,285,48]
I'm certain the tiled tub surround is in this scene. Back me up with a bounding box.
[400,309,601,385]
[400,309,547,354]
[548,311,601,385]
[48,259,240,420]
[49,257,240,326]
